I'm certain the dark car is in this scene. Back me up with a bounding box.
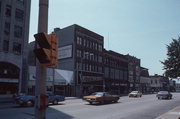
[83,92,120,105]
[156,91,172,100]
[15,92,65,107]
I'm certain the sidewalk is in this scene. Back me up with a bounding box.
[156,106,180,119]
[0,94,13,103]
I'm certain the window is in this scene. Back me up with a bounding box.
[15,9,24,21]
[87,40,89,48]
[98,56,102,63]
[95,43,98,50]
[83,39,86,46]
[4,22,10,35]
[5,5,11,17]
[17,0,24,4]
[13,42,21,54]
[3,40,9,52]
[14,25,23,38]
[77,50,81,57]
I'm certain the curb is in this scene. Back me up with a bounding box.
[156,106,180,119]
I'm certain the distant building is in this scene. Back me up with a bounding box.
[54,24,104,97]
[103,50,128,94]
[0,0,31,94]
[149,74,169,92]
[139,67,151,93]
[126,55,141,91]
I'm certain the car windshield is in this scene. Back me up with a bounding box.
[131,91,138,93]
[91,92,104,96]
[158,91,169,94]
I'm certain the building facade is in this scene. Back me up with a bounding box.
[55,24,104,97]
[126,55,141,91]
[149,74,169,92]
[0,0,31,94]
[103,50,128,94]
[139,67,151,93]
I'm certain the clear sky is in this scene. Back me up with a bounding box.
[29,0,180,76]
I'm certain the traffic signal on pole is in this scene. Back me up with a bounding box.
[33,32,58,67]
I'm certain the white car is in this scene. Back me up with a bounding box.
[129,91,142,97]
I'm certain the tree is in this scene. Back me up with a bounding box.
[161,37,180,79]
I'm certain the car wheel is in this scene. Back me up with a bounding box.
[89,102,93,105]
[158,97,160,100]
[53,100,58,105]
[26,100,34,107]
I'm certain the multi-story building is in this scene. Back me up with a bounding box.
[139,67,151,93]
[0,0,31,94]
[54,24,104,97]
[126,55,141,91]
[103,50,128,94]
[149,74,169,92]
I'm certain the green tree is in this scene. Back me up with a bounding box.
[161,37,180,78]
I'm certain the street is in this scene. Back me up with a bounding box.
[0,93,180,119]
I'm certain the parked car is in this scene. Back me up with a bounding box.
[83,92,119,105]
[128,91,142,97]
[156,91,172,100]
[15,92,65,107]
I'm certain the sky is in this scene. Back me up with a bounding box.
[29,0,180,76]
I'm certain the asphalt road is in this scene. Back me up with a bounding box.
[0,93,180,119]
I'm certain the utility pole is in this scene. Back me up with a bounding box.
[35,0,48,119]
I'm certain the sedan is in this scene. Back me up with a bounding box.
[128,91,142,97]
[83,92,119,105]
[156,91,172,100]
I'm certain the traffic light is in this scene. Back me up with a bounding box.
[34,32,58,67]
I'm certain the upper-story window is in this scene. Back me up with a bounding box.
[77,36,82,45]
[17,0,24,4]
[14,25,23,38]
[13,42,21,54]
[95,43,98,50]
[76,50,81,57]
[5,5,11,17]
[76,36,79,44]
[4,22,10,35]
[98,44,102,51]
[3,40,9,52]
[15,9,24,21]
[83,39,86,46]
[98,56,102,63]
